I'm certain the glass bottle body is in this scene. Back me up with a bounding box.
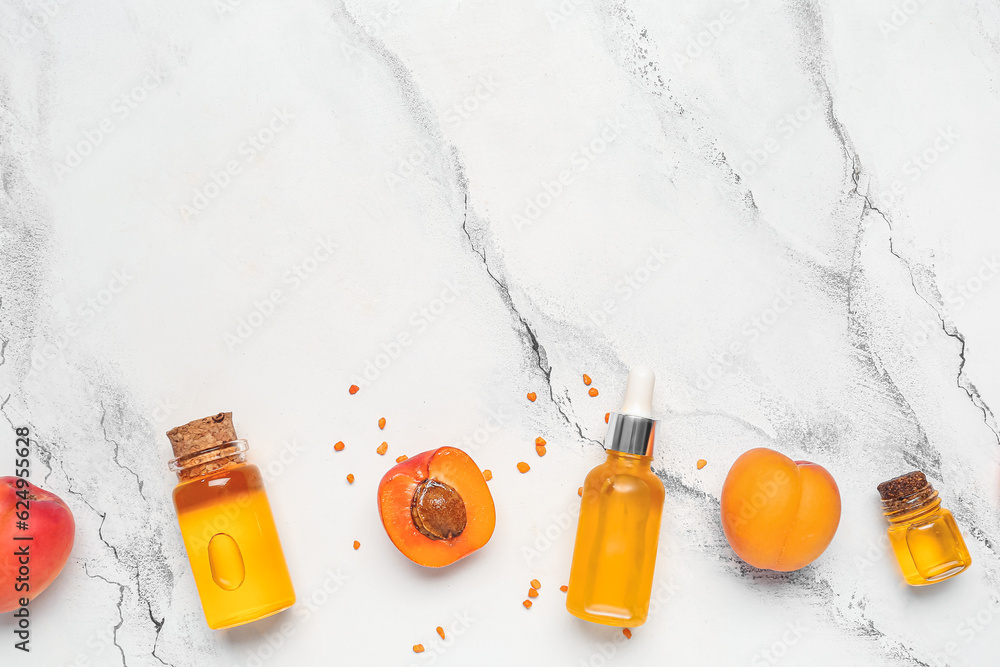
[172,443,295,629]
[883,487,971,586]
[566,450,665,627]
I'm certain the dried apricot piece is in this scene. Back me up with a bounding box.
[527,392,537,402]
[605,412,610,424]
[535,445,546,457]
[349,384,360,395]
[379,417,386,430]
[334,441,345,452]
[522,600,532,609]
[530,579,541,590]
[517,462,530,473]
[413,644,425,653]
[588,388,598,397]
[436,626,445,640]
[528,588,538,598]
[560,585,568,592]
[583,374,592,386]
[697,459,707,470]
[623,628,632,639]
[535,437,546,446]
[346,473,355,484]
[577,487,583,496]
[353,540,360,550]
[396,455,408,463]
[377,442,388,455]
[483,469,492,481]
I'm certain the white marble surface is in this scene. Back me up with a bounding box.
[2,0,1000,664]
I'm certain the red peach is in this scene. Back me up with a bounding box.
[0,477,76,612]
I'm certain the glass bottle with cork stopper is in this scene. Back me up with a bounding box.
[167,412,296,629]
[877,470,972,586]
[566,366,665,627]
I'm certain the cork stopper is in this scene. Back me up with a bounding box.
[877,470,929,501]
[167,412,238,459]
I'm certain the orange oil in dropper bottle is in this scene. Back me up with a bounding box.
[566,366,665,627]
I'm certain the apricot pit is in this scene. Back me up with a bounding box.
[411,479,467,540]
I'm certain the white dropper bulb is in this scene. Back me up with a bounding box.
[620,365,655,419]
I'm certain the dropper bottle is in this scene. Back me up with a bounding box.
[566,366,665,627]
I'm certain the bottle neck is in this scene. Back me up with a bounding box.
[169,439,249,481]
[882,485,941,524]
[606,449,653,468]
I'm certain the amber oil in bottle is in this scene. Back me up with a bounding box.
[878,471,971,586]
[567,366,665,627]
[168,412,295,629]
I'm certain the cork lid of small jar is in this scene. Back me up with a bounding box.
[167,412,238,459]
[877,471,929,501]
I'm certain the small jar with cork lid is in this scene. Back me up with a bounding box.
[877,470,972,586]
[167,412,296,629]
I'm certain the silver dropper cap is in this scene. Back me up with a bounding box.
[604,366,657,457]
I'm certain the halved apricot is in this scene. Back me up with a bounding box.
[377,447,496,567]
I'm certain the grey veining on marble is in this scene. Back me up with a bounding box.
[2,0,1000,665]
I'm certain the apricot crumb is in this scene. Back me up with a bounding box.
[697,459,707,470]
[349,384,360,395]
[528,588,539,598]
[560,585,568,592]
[377,442,388,455]
[535,437,546,446]
[347,473,355,484]
[530,579,541,590]
[523,600,532,609]
[605,412,610,424]
[353,540,360,550]
[583,374,592,386]
[623,628,632,639]
[483,469,492,481]
[588,388,598,397]
[578,487,583,496]
[527,392,537,402]
[436,626,445,640]
[536,445,546,457]
[413,644,425,653]
[396,454,408,463]
[517,462,530,473]
[334,441,345,451]
[379,417,386,430]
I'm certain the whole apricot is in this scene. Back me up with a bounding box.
[720,448,840,571]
